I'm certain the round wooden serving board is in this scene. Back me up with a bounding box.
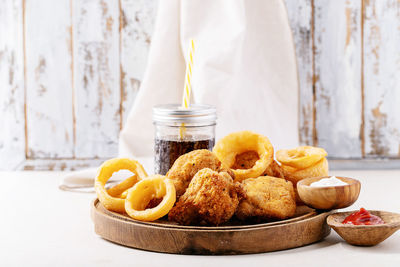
[91,199,331,254]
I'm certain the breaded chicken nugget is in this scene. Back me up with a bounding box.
[236,176,296,220]
[166,149,233,197]
[168,168,243,225]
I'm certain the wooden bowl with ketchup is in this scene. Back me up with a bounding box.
[297,176,361,210]
[327,210,400,246]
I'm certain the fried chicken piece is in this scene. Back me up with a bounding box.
[236,176,296,220]
[262,160,285,179]
[166,149,233,198]
[168,168,243,225]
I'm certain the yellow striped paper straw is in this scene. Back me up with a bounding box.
[182,39,195,108]
[179,39,195,140]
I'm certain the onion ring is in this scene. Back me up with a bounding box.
[107,174,138,198]
[118,188,130,199]
[281,158,329,186]
[276,146,327,169]
[213,131,274,182]
[125,175,176,221]
[230,150,259,170]
[278,147,329,204]
[95,158,148,213]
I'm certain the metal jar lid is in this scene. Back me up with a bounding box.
[153,104,217,125]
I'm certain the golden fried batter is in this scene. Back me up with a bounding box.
[166,149,233,197]
[230,151,284,179]
[236,176,296,220]
[168,168,243,225]
[281,158,329,186]
[231,150,259,170]
[262,160,285,179]
[281,158,329,204]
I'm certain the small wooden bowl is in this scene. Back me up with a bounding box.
[327,210,400,246]
[297,176,361,210]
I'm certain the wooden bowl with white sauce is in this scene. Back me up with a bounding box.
[297,176,361,210]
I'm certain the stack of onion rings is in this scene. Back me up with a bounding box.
[276,146,328,184]
[276,146,329,203]
[276,146,327,170]
[280,158,329,185]
[95,158,148,213]
[95,158,176,222]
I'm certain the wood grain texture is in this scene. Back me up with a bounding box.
[24,0,74,158]
[73,0,120,158]
[284,0,314,146]
[120,0,157,127]
[363,0,400,157]
[314,0,363,158]
[0,0,26,170]
[20,158,106,171]
[92,199,331,254]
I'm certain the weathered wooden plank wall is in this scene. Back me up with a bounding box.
[285,0,314,146]
[0,0,399,170]
[314,0,363,158]
[0,0,25,169]
[364,0,400,158]
[73,0,120,158]
[286,0,400,161]
[25,0,74,158]
[120,0,158,127]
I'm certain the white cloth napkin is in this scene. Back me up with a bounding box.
[60,0,299,191]
[59,157,154,192]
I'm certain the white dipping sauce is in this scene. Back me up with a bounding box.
[310,176,348,187]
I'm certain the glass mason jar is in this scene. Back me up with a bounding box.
[153,104,217,175]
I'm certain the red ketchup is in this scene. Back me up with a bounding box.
[342,208,384,225]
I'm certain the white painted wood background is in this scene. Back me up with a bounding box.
[0,0,399,170]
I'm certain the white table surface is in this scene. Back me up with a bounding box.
[1,170,400,267]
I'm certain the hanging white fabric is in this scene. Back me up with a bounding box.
[119,0,299,161]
